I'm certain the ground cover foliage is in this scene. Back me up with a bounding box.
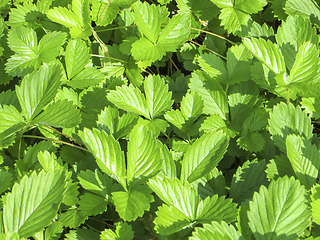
[2,0,320,239]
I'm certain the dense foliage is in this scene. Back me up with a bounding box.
[1,0,320,239]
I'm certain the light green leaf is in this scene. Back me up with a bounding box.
[78,128,126,187]
[176,0,219,21]
[72,0,91,27]
[127,124,162,183]
[248,176,312,240]
[229,159,268,203]
[132,1,161,43]
[65,39,90,79]
[286,134,320,189]
[243,37,286,76]
[212,0,267,34]
[311,184,320,225]
[16,63,63,121]
[238,131,265,152]
[288,41,320,90]
[269,102,313,153]
[5,26,40,76]
[285,0,320,25]
[47,7,80,28]
[197,52,226,80]
[181,130,229,183]
[78,192,108,216]
[153,204,193,235]
[91,0,119,26]
[112,184,154,222]
[3,170,67,238]
[131,37,166,63]
[65,228,98,240]
[189,70,228,119]
[181,91,203,121]
[37,150,65,172]
[32,99,81,128]
[38,31,67,63]
[144,74,173,119]
[158,13,190,52]
[190,221,244,240]
[107,85,148,118]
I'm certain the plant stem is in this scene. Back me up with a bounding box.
[189,27,236,45]
[186,38,227,60]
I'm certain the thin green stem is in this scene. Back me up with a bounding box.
[166,52,179,72]
[189,27,236,45]
[91,54,128,63]
[286,88,290,105]
[22,135,89,152]
[45,126,85,146]
[186,38,227,60]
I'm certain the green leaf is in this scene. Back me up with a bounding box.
[112,184,154,222]
[91,0,119,26]
[180,91,204,121]
[5,26,40,76]
[288,42,320,90]
[32,99,81,128]
[180,130,229,183]
[47,7,80,28]
[189,70,228,119]
[0,105,26,149]
[78,128,126,188]
[132,1,161,44]
[286,134,320,189]
[190,221,244,240]
[78,192,108,216]
[311,184,320,225]
[131,37,166,63]
[67,67,105,89]
[157,13,190,52]
[78,169,113,197]
[16,63,63,121]
[72,0,91,27]
[65,228,98,240]
[100,222,134,240]
[59,209,88,229]
[127,124,162,183]
[211,0,267,34]
[285,0,320,25]
[38,31,67,63]
[3,170,67,238]
[176,0,219,21]
[65,39,90,79]
[37,150,66,172]
[243,37,286,76]
[248,176,312,239]
[144,74,173,119]
[229,159,269,203]
[0,170,13,195]
[268,102,313,153]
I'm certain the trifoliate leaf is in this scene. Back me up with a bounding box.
[131,37,166,63]
[286,134,320,189]
[32,99,81,128]
[3,170,67,238]
[144,74,173,119]
[248,176,312,239]
[180,130,229,183]
[78,128,126,187]
[112,184,154,222]
[16,63,63,121]
[229,159,268,203]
